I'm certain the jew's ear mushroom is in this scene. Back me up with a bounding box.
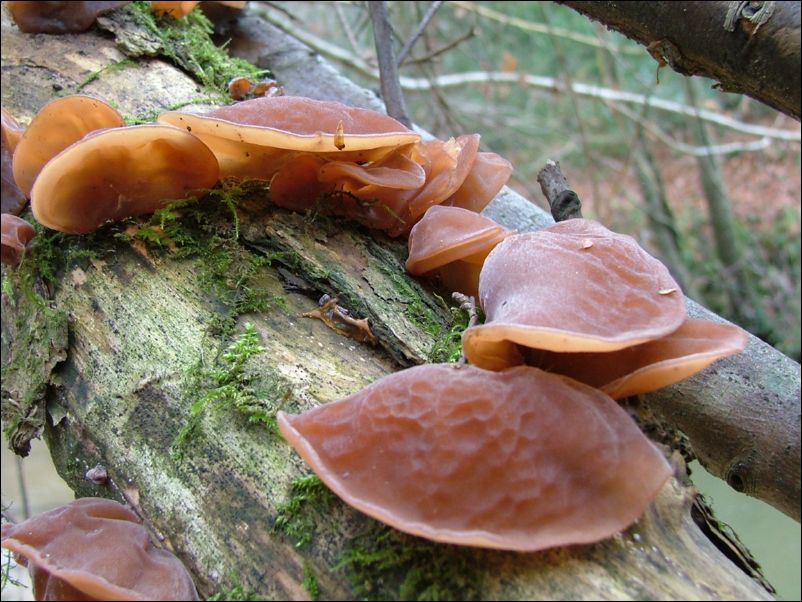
[31,124,219,234]
[1,108,27,215]
[6,1,130,33]
[12,95,124,198]
[406,205,511,298]
[1,497,199,601]
[278,363,672,552]
[463,219,686,370]
[150,1,200,18]
[1,213,36,266]
[521,318,748,399]
[157,96,421,178]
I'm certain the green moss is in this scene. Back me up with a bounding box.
[75,58,135,92]
[273,475,336,548]
[173,323,289,455]
[207,573,262,601]
[428,303,472,363]
[338,524,483,601]
[122,180,286,338]
[123,1,267,92]
[303,560,320,601]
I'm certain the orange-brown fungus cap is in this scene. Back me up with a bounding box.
[7,1,130,33]
[1,108,24,154]
[150,1,199,18]
[521,318,748,399]
[318,147,426,190]
[464,219,685,370]
[2,213,36,266]
[13,95,124,197]
[31,124,219,234]
[2,108,27,215]
[227,76,252,101]
[278,364,672,551]
[157,96,421,178]
[406,205,511,297]
[1,497,199,601]
[442,150,513,213]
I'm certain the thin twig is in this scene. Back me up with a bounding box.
[333,2,364,60]
[367,1,412,127]
[403,27,477,66]
[396,0,445,66]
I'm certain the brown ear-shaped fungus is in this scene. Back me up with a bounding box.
[442,151,513,213]
[1,108,25,154]
[521,318,748,399]
[12,95,124,197]
[278,364,672,551]
[31,124,219,234]
[2,213,36,266]
[157,96,421,179]
[318,147,426,190]
[463,219,685,370]
[269,153,332,211]
[2,109,27,215]
[1,497,199,601]
[150,1,199,18]
[406,205,511,297]
[406,135,480,218]
[7,1,130,34]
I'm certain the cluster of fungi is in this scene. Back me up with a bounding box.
[2,1,750,600]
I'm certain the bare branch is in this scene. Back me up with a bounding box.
[367,0,412,126]
[396,0,444,66]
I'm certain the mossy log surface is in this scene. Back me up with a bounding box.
[0,3,793,600]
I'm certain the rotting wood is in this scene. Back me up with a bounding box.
[0,3,793,600]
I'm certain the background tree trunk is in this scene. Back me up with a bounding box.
[557,1,802,121]
[1,3,798,600]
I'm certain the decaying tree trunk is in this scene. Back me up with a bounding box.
[557,1,802,121]
[1,4,798,600]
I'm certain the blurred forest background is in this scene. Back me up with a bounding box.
[259,0,802,361]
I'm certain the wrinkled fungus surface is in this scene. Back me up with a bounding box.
[278,364,672,552]
[1,497,199,601]
[31,124,219,233]
[521,318,748,399]
[464,219,686,369]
